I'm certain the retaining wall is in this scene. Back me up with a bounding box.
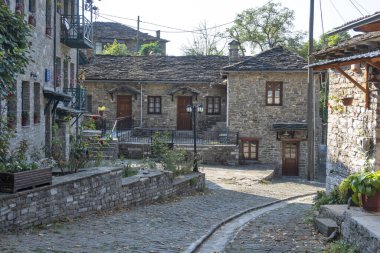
[0,167,205,232]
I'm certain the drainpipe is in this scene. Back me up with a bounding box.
[140,82,143,127]
[53,0,57,91]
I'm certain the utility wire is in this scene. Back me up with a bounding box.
[349,0,364,16]
[352,0,370,15]
[328,0,346,23]
[319,0,326,46]
[99,13,234,34]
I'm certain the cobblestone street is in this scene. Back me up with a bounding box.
[0,165,325,253]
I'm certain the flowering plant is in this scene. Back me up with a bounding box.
[327,95,344,114]
[98,106,106,111]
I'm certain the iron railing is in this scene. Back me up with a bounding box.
[63,87,87,111]
[60,15,93,48]
[118,129,239,145]
[100,116,133,139]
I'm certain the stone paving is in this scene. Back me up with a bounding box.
[0,164,325,253]
[225,197,326,253]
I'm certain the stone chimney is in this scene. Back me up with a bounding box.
[228,40,240,64]
[156,30,161,39]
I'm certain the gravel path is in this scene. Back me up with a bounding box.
[0,165,325,253]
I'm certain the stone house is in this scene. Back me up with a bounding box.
[222,46,313,178]
[309,13,380,191]
[82,44,319,179]
[0,0,93,159]
[90,22,168,56]
[82,55,229,131]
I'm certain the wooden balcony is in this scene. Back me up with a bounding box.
[60,15,93,49]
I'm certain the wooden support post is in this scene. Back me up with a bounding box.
[334,65,366,92]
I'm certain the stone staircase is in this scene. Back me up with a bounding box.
[81,130,119,160]
[207,121,227,132]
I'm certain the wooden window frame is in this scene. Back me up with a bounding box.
[266,81,283,106]
[241,138,259,160]
[148,96,161,114]
[206,96,221,115]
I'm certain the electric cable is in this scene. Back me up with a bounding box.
[349,0,364,16]
[328,0,346,23]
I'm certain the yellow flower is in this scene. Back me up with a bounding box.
[98,106,106,111]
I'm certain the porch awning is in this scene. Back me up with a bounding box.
[107,86,141,95]
[167,86,201,95]
[43,88,72,102]
[307,50,380,70]
[272,123,308,131]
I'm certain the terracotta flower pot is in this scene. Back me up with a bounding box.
[362,192,380,212]
[342,97,353,106]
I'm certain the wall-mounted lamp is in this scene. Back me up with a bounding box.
[108,91,115,102]
[30,72,38,81]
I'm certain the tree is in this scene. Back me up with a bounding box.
[228,2,304,54]
[102,39,130,56]
[0,3,31,96]
[138,41,163,56]
[181,21,227,56]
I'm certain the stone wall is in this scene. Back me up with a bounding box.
[0,167,205,232]
[119,143,239,164]
[227,71,316,178]
[84,81,227,130]
[326,67,378,191]
[2,0,79,159]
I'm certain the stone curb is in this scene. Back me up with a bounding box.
[184,192,317,253]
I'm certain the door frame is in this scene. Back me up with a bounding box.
[176,96,193,130]
[282,141,299,176]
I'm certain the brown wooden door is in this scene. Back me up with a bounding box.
[117,95,132,128]
[177,96,192,130]
[282,142,299,176]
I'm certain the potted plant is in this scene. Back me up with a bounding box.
[28,13,36,26]
[56,1,62,14]
[46,25,52,36]
[15,2,24,14]
[98,105,106,116]
[21,111,29,126]
[341,97,354,106]
[339,170,380,212]
[0,137,52,193]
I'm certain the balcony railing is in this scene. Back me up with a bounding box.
[63,87,87,111]
[60,15,93,48]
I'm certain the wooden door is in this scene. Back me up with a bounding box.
[177,96,192,130]
[117,95,132,128]
[282,142,299,176]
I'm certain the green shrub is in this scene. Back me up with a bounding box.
[323,240,358,253]
[314,188,346,210]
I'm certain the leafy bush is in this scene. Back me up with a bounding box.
[314,188,346,210]
[323,240,358,253]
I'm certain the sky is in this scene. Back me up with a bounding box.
[94,0,380,56]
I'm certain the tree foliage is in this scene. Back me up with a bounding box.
[228,2,305,54]
[0,3,31,96]
[181,21,227,56]
[102,39,130,56]
[138,41,163,56]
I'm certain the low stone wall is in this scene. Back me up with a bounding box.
[0,167,205,232]
[119,143,239,165]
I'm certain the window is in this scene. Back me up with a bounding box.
[266,81,282,106]
[63,60,69,91]
[7,94,17,129]
[148,96,161,114]
[15,0,24,14]
[206,96,221,115]
[33,83,41,124]
[21,81,30,126]
[86,95,92,113]
[46,0,52,35]
[28,0,35,12]
[241,139,258,160]
[55,57,61,87]
[70,63,75,88]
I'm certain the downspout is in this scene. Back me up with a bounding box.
[140,82,143,127]
[53,0,57,91]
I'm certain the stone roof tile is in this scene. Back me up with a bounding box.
[222,46,307,72]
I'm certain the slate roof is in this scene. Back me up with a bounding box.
[81,55,231,84]
[308,50,380,68]
[222,46,307,72]
[313,32,380,59]
[93,22,168,43]
[272,123,308,130]
[327,12,380,35]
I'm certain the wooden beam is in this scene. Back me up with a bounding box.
[312,57,380,71]
[365,80,370,109]
[367,60,380,71]
[334,65,366,92]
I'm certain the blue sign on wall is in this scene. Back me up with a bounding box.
[45,69,50,82]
